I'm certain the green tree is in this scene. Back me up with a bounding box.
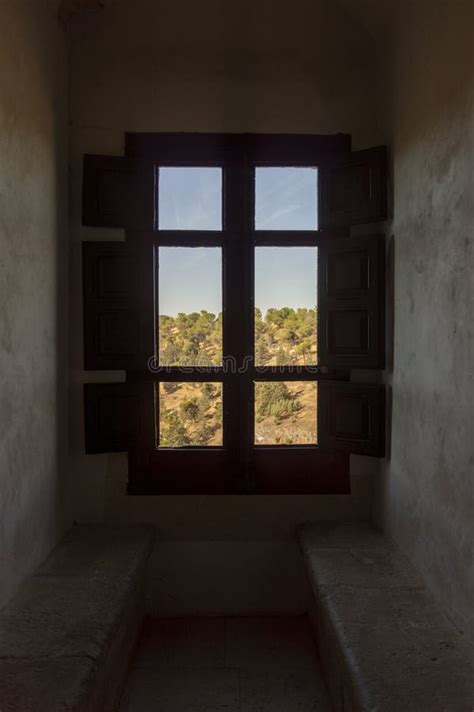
[256,339,269,364]
[256,382,301,423]
[276,348,291,366]
[162,381,178,394]
[180,398,200,422]
[295,338,312,362]
[160,338,181,365]
[160,410,190,447]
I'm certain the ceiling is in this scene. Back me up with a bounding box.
[60,0,397,34]
[335,0,396,39]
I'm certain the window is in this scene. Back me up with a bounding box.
[158,246,223,367]
[82,135,387,493]
[158,382,223,447]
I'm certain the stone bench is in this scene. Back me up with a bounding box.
[0,524,154,712]
[298,522,474,712]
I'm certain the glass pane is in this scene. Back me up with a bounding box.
[158,382,223,447]
[254,381,317,445]
[158,167,222,230]
[159,247,222,367]
[255,167,318,230]
[255,247,317,366]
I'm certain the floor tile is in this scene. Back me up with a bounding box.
[134,617,226,669]
[120,616,331,711]
[225,616,319,671]
[120,667,240,712]
[240,668,332,712]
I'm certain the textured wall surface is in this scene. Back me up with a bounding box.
[0,1,69,609]
[67,0,383,612]
[374,0,474,640]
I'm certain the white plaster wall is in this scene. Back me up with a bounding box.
[374,0,474,640]
[0,1,69,609]
[67,0,383,613]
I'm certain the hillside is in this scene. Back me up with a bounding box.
[158,307,318,446]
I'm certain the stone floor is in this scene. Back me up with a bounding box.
[120,616,332,711]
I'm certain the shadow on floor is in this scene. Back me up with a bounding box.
[120,616,331,711]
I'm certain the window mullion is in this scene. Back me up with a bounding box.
[222,151,253,486]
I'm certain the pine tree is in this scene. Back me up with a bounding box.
[160,411,190,447]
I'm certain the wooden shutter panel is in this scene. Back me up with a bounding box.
[318,235,384,369]
[84,382,154,454]
[319,146,387,228]
[82,242,153,370]
[82,154,155,230]
[318,382,385,457]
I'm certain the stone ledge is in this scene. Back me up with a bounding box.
[36,524,153,579]
[298,522,474,712]
[0,524,155,712]
[298,521,387,550]
[0,657,99,712]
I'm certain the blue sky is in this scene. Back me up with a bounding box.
[255,247,317,313]
[158,166,318,231]
[255,167,318,230]
[159,167,222,230]
[158,167,318,315]
[159,247,317,316]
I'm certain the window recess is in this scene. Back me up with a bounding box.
[82,134,387,495]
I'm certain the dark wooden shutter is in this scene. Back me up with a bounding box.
[318,146,387,228]
[82,154,155,230]
[82,242,154,370]
[318,382,385,457]
[318,235,384,369]
[84,382,154,454]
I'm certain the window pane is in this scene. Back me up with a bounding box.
[254,381,317,445]
[255,247,317,366]
[158,382,223,447]
[255,167,318,230]
[159,247,222,366]
[158,167,222,230]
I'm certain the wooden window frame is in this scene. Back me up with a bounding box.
[123,133,351,494]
